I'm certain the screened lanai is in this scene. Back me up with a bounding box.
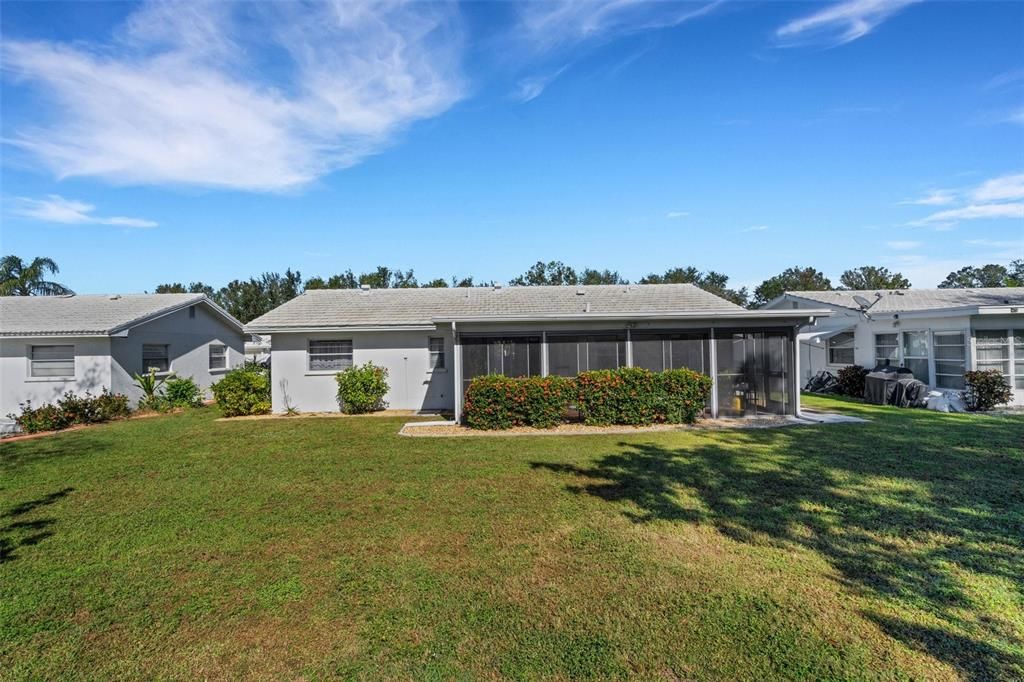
[457,327,793,419]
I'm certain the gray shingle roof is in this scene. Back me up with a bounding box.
[246,284,750,331]
[785,288,1024,313]
[0,294,234,336]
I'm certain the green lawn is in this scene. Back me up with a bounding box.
[1,396,1022,680]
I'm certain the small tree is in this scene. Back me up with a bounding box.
[336,363,389,414]
[963,370,1012,411]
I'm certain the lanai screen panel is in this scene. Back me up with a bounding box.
[461,336,542,392]
[631,332,709,374]
[547,334,627,376]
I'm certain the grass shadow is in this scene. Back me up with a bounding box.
[530,411,1024,679]
[1,487,73,564]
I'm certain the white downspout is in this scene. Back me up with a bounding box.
[452,321,461,423]
[709,327,719,419]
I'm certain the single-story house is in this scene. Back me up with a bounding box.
[0,293,246,428]
[763,288,1024,406]
[245,284,830,420]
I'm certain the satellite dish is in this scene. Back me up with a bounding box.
[853,295,873,309]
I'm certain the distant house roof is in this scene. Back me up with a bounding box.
[780,288,1024,313]
[246,284,824,332]
[0,294,244,337]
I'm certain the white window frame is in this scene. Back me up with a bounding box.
[975,329,1013,386]
[428,337,446,372]
[142,344,171,374]
[209,343,228,371]
[308,339,353,373]
[826,331,855,366]
[1014,329,1024,391]
[933,331,967,390]
[873,333,899,368]
[28,344,75,379]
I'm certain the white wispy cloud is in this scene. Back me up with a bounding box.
[512,65,570,103]
[964,238,1024,250]
[972,173,1024,202]
[665,210,689,219]
[776,0,920,47]
[909,202,1024,227]
[1,1,464,191]
[516,0,723,54]
[985,68,1024,90]
[898,189,956,206]
[884,240,922,250]
[10,195,157,228]
[741,224,769,232]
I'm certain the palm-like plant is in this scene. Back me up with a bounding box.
[0,255,73,296]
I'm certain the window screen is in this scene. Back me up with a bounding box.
[428,337,445,370]
[901,331,929,384]
[976,330,1010,379]
[309,340,353,371]
[209,344,227,370]
[874,333,898,367]
[933,332,965,389]
[460,337,541,392]
[30,345,74,378]
[142,344,170,373]
[827,332,855,365]
[1014,330,1024,390]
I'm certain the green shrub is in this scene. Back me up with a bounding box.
[7,390,130,434]
[212,365,271,417]
[163,376,204,408]
[464,375,574,430]
[575,367,711,426]
[836,365,867,398]
[132,369,170,411]
[963,369,1012,411]
[335,362,390,414]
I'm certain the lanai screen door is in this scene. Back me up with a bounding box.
[715,330,790,416]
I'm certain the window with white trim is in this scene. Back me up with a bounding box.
[874,333,898,367]
[30,345,74,378]
[827,331,855,365]
[902,331,930,384]
[308,340,353,371]
[209,344,227,370]
[933,332,966,389]
[142,344,170,373]
[428,337,445,370]
[976,330,1011,383]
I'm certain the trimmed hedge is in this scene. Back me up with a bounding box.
[336,362,389,414]
[576,367,711,426]
[7,390,130,434]
[464,375,575,430]
[212,364,271,417]
[463,368,711,430]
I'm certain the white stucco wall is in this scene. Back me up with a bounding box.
[0,336,113,425]
[271,329,456,413]
[110,304,246,403]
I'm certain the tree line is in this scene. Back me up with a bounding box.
[2,254,1021,324]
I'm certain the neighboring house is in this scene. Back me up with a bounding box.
[245,284,829,420]
[763,288,1024,406]
[0,294,246,427]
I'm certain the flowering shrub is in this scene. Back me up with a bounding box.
[212,364,271,417]
[463,375,574,430]
[336,362,389,414]
[963,369,1012,411]
[575,367,711,426]
[7,390,131,434]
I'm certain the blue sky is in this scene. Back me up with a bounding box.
[2,0,1022,293]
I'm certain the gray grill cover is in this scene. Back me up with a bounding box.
[864,366,913,405]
